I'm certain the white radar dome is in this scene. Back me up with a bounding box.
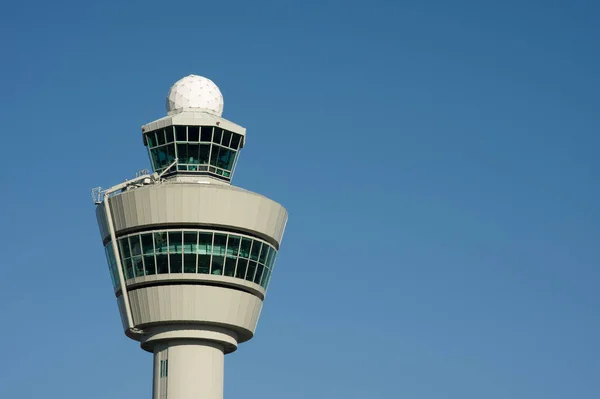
[166,75,224,116]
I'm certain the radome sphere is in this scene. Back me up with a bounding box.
[166,75,224,116]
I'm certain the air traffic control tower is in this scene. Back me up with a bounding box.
[92,75,288,399]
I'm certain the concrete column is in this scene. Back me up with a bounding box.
[153,340,224,399]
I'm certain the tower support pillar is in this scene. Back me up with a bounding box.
[153,340,224,399]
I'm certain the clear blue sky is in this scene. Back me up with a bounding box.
[1,1,599,398]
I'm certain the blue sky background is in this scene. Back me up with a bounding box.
[1,1,599,398]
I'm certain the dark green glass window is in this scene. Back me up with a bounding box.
[266,247,276,268]
[250,242,262,262]
[240,238,252,258]
[170,253,182,273]
[254,264,264,284]
[155,147,168,168]
[213,128,223,144]
[210,145,220,166]
[177,144,187,163]
[144,255,156,275]
[224,257,236,277]
[119,238,131,259]
[184,232,197,253]
[198,254,210,274]
[246,260,257,282]
[227,235,240,257]
[165,126,174,143]
[201,126,213,141]
[259,245,269,264]
[156,129,166,145]
[188,144,199,164]
[112,230,276,288]
[261,268,271,288]
[141,234,154,255]
[146,132,156,147]
[156,254,168,274]
[188,126,199,142]
[130,235,142,257]
[235,258,248,279]
[184,254,196,273]
[168,232,182,253]
[133,256,144,277]
[230,133,241,150]
[166,144,176,164]
[199,144,210,164]
[211,234,227,275]
[175,125,187,141]
[124,258,134,279]
[221,130,232,147]
[154,232,168,254]
[217,148,234,170]
[198,233,212,254]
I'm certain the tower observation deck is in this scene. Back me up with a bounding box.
[92,75,288,399]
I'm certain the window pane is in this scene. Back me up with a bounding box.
[198,233,212,254]
[222,130,232,147]
[211,255,224,275]
[141,234,154,255]
[259,245,269,264]
[129,235,142,257]
[133,256,144,277]
[266,248,276,268]
[224,257,236,277]
[246,261,257,282]
[213,128,223,144]
[198,255,210,274]
[230,134,241,150]
[156,129,166,145]
[144,255,156,275]
[165,126,174,143]
[261,268,271,288]
[184,254,196,273]
[124,258,134,279]
[156,147,168,168]
[239,238,252,258]
[200,126,213,141]
[150,148,160,169]
[188,126,199,142]
[254,264,264,285]
[119,238,131,259]
[175,125,187,141]
[177,144,188,163]
[199,144,210,164]
[226,235,240,258]
[168,231,182,253]
[166,144,176,164]
[210,145,220,167]
[154,232,168,254]
[211,234,227,275]
[170,253,182,273]
[188,144,199,164]
[250,241,262,261]
[225,150,236,171]
[235,258,248,279]
[217,148,232,170]
[184,232,197,253]
[156,254,168,274]
[146,132,156,147]
[213,234,227,256]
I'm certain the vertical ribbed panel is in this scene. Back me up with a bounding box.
[98,184,288,246]
[128,285,263,338]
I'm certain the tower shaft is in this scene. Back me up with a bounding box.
[153,340,224,399]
